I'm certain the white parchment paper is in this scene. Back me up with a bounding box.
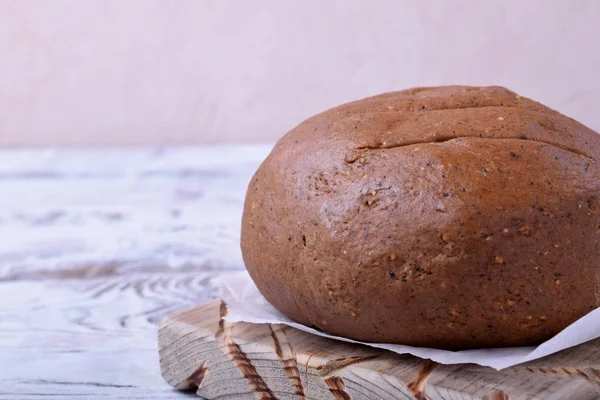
[219,271,600,370]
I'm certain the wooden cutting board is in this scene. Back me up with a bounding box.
[158,299,600,399]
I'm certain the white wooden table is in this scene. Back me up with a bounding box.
[0,145,272,399]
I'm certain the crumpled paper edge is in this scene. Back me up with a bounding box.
[218,271,600,370]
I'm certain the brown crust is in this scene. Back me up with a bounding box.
[241,86,600,349]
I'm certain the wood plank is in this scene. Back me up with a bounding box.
[0,146,276,398]
[0,146,271,280]
[0,273,221,399]
[1,348,187,400]
[159,300,600,399]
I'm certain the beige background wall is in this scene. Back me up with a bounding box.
[1,0,599,146]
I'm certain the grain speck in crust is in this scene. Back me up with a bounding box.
[241,85,600,350]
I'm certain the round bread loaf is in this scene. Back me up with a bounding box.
[241,86,600,349]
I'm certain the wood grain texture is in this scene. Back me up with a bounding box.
[0,273,221,399]
[160,300,600,399]
[0,147,271,399]
[0,146,270,280]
